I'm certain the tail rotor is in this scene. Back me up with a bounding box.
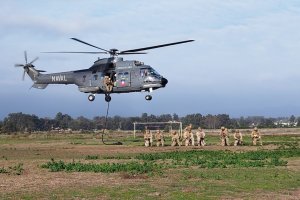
[15,51,39,80]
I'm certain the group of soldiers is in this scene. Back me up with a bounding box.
[143,124,262,147]
[219,126,262,146]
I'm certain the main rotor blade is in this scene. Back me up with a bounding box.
[120,40,195,53]
[24,51,28,64]
[70,38,110,53]
[119,52,147,55]
[22,70,26,81]
[29,57,39,65]
[15,64,25,67]
[42,51,108,54]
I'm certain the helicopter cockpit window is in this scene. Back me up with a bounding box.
[140,69,149,77]
[140,68,160,77]
[148,68,160,76]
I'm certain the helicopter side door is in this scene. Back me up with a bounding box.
[116,71,131,87]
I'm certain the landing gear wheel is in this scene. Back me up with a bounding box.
[145,95,152,101]
[88,94,95,102]
[105,94,111,102]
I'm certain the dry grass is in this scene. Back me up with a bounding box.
[0,129,299,199]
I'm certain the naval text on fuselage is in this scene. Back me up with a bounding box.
[51,75,67,82]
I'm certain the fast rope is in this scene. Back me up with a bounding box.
[101,101,123,145]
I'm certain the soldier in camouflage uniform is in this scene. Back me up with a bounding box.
[251,127,262,146]
[144,127,152,147]
[171,130,181,146]
[183,124,194,146]
[196,127,206,146]
[220,126,229,146]
[103,75,113,92]
[233,129,243,146]
[155,129,164,147]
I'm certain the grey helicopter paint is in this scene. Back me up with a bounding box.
[15,38,194,102]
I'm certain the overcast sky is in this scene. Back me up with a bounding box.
[1,0,300,119]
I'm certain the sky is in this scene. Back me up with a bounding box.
[1,0,300,119]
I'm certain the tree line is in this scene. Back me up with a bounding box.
[0,112,299,133]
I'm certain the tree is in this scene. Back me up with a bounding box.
[297,117,300,127]
[0,120,2,133]
[172,113,179,121]
[289,115,296,123]
[204,114,218,129]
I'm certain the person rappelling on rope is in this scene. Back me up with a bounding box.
[104,75,113,92]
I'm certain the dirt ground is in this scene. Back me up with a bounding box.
[0,131,299,199]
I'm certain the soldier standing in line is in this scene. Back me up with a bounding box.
[183,124,192,146]
[251,127,262,146]
[155,129,164,147]
[144,127,151,147]
[233,129,243,146]
[171,130,181,146]
[149,130,153,147]
[190,130,195,146]
[220,126,229,146]
[196,127,206,146]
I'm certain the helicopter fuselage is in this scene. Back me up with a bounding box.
[31,57,168,101]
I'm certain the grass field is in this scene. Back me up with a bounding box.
[0,129,299,199]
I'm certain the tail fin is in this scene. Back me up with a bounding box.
[25,65,40,81]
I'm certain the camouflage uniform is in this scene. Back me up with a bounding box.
[220,127,229,146]
[251,127,262,146]
[104,76,113,92]
[196,127,206,146]
[144,128,152,147]
[149,131,153,146]
[171,131,181,146]
[184,124,194,146]
[155,130,164,147]
[234,130,243,146]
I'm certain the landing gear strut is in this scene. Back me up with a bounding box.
[145,95,152,101]
[88,94,95,101]
[105,94,111,102]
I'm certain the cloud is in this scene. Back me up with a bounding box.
[1,0,300,118]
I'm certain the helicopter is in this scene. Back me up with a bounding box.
[15,38,194,102]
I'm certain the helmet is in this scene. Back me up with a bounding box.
[221,126,225,130]
[254,127,258,131]
[235,129,239,133]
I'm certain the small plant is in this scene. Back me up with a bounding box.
[85,155,99,160]
[0,163,24,175]
[0,167,8,174]
[2,156,8,160]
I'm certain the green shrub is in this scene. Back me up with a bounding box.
[85,155,99,160]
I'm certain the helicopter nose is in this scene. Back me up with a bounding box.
[161,77,168,87]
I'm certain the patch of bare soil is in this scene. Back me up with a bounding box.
[0,161,146,195]
[235,188,300,200]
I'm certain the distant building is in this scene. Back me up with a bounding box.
[274,120,298,127]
